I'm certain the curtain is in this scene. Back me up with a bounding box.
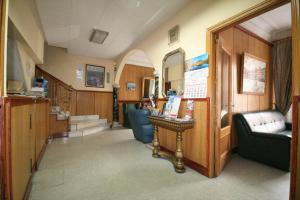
[272,37,292,115]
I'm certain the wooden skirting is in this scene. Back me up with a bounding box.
[35,143,47,170]
[160,146,209,176]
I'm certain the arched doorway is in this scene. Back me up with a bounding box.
[111,49,156,127]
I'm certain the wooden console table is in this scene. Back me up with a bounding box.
[148,116,194,173]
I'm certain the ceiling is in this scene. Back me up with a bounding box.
[240,3,291,42]
[35,0,190,60]
[126,50,153,68]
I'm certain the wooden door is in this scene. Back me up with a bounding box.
[35,102,49,162]
[11,105,32,200]
[215,35,233,176]
[29,104,36,169]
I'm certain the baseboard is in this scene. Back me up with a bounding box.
[35,143,47,170]
[231,147,239,154]
[23,176,33,200]
[51,132,69,139]
[160,146,209,177]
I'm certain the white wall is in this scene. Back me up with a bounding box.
[42,45,116,91]
[8,0,44,63]
[120,0,266,97]
[7,38,35,91]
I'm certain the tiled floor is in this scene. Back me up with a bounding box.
[29,129,290,200]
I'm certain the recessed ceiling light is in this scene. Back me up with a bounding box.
[89,29,109,44]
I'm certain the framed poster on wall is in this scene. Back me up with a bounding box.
[241,53,267,95]
[85,64,105,88]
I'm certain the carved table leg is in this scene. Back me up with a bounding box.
[152,125,160,158]
[174,131,185,173]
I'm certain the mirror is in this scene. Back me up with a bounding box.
[142,77,155,99]
[162,48,185,97]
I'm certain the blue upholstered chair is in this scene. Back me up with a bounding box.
[128,109,154,143]
[122,103,138,128]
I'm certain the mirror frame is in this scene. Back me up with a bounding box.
[162,48,185,97]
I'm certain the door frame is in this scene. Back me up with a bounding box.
[206,0,300,199]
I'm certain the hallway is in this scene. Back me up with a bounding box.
[29,129,290,200]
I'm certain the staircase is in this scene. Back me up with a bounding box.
[68,115,110,137]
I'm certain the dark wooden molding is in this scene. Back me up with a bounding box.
[50,132,69,139]
[160,146,209,176]
[206,98,211,172]
[5,96,49,107]
[35,143,47,171]
[0,97,5,200]
[290,95,300,200]
[76,90,112,93]
[235,25,273,46]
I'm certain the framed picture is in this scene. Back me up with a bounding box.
[241,53,267,95]
[127,82,136,91]
[168,25,179,44]
[85,64,105,88]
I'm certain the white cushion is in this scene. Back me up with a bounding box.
[243,111,286,133]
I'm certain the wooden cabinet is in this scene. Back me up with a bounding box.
[3,97,49,200]
[10,105,32,200]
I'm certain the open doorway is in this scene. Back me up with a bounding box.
[212,2,293,199]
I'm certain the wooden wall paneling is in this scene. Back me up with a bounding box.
[233,28,249,113]
[220,27,273,149]
[49,114,68,135]
[157,99,210,175]
[70,90,77,116]
[247,36,262,112]
[76,91,95,115]
[119,64,154,101]
[94,92,113,122]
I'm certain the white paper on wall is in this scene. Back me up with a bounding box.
[76,65,83,81]
[184,68,208,98]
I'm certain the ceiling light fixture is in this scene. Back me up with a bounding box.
[89,29,109,44]
[136,1,140,7]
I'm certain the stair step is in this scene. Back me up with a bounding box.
[70,115,99,122]
[70,118,107,125]
[68,130,83,138]
[68,125,109,138]
[70,119,107,131]
[82,125,109,136]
